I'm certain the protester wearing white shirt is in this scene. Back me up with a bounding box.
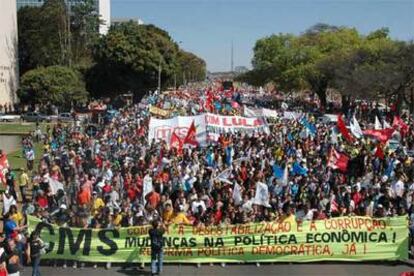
[392,176,405,198]
[191,198,206,214]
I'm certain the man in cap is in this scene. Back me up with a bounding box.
[52,204,70,226]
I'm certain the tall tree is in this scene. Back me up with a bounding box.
[18,0,68,74]
[70,0,101,66]
[18,65,88,106]
[86,22,180,98]
[245,24,364,108]
[333,37,414,113]
[176,50,206,86]
[17,0,99,74]
[17,6,42,74]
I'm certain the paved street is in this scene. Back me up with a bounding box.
[20,263,414,276]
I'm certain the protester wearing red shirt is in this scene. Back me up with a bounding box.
[146,190,161,209]
[36,191,48,209]
[102,181,112,194]
[77,187,91,205]
[352,186,362,207]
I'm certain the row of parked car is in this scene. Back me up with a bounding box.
[0,112,79,122]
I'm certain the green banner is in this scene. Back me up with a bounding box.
[28,216,409,263]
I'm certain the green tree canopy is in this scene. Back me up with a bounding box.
[17,0,100,74]
[18,1,68,74]
[333,38,414,112]
[18,66,88,106]
[242,24,414,111]
[17,2,206,102]
[246,24,364,107]
[176,50,206,86]
[70,0,101,66]
[86,22,180,98]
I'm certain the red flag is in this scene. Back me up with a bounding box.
[137,125,145,137]
[170,131,183,155]
[330,197,339,213]
[374,144,385,160]
[363,128,394,143]
[205,93,214,112]
[0,153,9,184]
[0,154,8,169]
[393,116,409,136]
[337,114,354,143]
[328,148,349,173]
[183,121,198,147]
[198,99,205,112]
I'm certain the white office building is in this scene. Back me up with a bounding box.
[98,0,110,35]
[0,0,19,106]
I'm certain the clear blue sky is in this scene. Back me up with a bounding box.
[111,0,414,72]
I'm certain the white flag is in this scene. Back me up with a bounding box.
[48,177,64,195]
[2,193,16,215]
[350,116,363,139]
[232,183,243,206]
[262,108,278,118]
[143,174,153,204]
[259,87,264,94]
[281,165,289,186]
[331,128,338,145]
[375,116,382,130]
[254,181,270,207]
[215,168,233,184]
[383,120,392,129]
[244,106,258,117]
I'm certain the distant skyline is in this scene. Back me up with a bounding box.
[111,0,414,72]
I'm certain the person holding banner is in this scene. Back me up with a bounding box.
[149,220,165,275]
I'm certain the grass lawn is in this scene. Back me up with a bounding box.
[8,142,43,172]
[1,142,43,194]
[0,141,43,212]
[0,122,48,134]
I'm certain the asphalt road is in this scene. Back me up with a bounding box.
[20,263,414,276]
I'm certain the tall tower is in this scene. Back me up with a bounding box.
[0,0,19,106]
[230,40,234,72]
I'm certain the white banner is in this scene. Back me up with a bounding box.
[244,106,261,117]
[149,114,269,144]
[244,106,278,118]
[262,108,278,118]
[148,114,207,146]
[205,113,270,140]
[283,111,302,120]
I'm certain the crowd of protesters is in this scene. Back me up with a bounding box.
[1,83,414,274]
